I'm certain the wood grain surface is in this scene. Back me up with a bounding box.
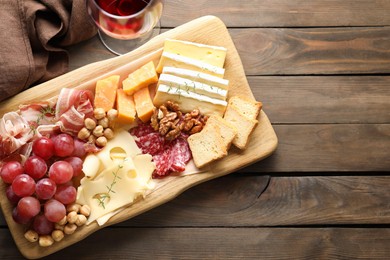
[1,0,390,258]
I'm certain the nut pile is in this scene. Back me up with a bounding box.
[24,203,91,247]
[151,101,208,140]
[78,108,118,147]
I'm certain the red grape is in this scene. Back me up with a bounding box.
[0,161,24,184]
[44,199,66,222]
[24,155,47,179]
[32,137,54,160]
[72,139,87,158]
[54,185,77,205]
[6,185,21,204]
[48,161,74,184]
[12,207,32,225]
[17,196,41,219]
[36,178,57,200]
[64,157,83,177]
[52,133,74,157]
[12,174,35,197]
[33,214,54,235]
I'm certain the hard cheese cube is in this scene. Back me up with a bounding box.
[94,75,120,112]
[122,61,158,95]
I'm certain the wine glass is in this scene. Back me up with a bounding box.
[86,0,164,55]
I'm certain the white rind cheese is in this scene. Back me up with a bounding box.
[162,67,229,90]
[158,73,227,100]
[156,52,225,78]
[162,39,227,68]
[153,84,227,116]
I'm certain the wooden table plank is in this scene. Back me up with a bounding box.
[230,27,390,75]
[250,76,390,124]
[245,124,390,172]
[2,175,389,227]
[2,228,389,259]
[125,175,390,227]
[161,0,390,27]
[68,27,390,75]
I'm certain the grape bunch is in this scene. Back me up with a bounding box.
[0,133,87,242]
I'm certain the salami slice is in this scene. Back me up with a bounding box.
[136,132,165,156]
[130,123,155,138]
[169,137,191,173]
[153,149,171,177]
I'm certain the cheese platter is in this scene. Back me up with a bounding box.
[0,16,278,258]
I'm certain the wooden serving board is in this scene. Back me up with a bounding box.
[0,16,278,258]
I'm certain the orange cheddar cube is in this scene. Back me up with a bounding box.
[122,61,158,96]
[134,86,155,123]
[94,75,120,112]
[116,89,136,124]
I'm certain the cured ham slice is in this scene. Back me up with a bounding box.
[55,88,94,134]
[0,112,34,159]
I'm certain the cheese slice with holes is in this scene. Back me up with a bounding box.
[96,129,141,169]
[158,73,227,100]
[77,154,154,225]
[156,52,225,78]
[162,67,229,91]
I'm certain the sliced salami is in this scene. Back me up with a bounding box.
[169,137,191,173]
[136,132,165,156]
[130,122,155,138]
[152,149,171,178]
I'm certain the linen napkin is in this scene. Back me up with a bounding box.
[0,0,97,102]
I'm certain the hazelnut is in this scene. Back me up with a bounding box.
[98,117,109,128]
[77,127,90,140]
[24,230,39,243]
[88,134,96,144]
[107,109,118,121]
[84,118,96,130]
[75,214,87,226]
[67,211,78,224]
[39,235,54,247]
[80,205,91,217]
[93,125,104,137]
[96,136,107,147]
[64,223,77,235]
[51,230,64,242]
[94,108,106,120]
[103,128,114,140]
[57,216,67,226]
[66,203,81,213]
[54,223,65,231]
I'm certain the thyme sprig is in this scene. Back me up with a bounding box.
[29,105,55,134]
[97,159,125,209]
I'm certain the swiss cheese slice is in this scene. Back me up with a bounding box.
[96,129,141,169]
[162,67,229,91]
[156,52,225,78]
[158,74,227,100]
[153,84,227,116]
[161,39,227,68]
[77,154,154,225]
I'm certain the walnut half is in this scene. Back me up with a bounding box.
[151,102,208,140]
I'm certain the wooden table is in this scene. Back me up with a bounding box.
[1,1,390,259]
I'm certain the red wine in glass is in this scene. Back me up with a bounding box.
[87,0,163,40]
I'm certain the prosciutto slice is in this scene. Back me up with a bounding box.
[55,88,94,134]
[0,112,34,158]
[19,102,56,131]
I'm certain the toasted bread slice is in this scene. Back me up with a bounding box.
[204,115,237,149]
[228,96,262,120]
[223,104,258,149]
[188,126,228,168]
